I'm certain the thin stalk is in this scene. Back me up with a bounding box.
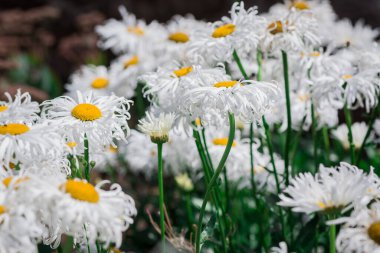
[201,129,215,172]
[343,104,355,164]
[84,135,90,181]
[329,223,336,253]
[356,101,379,165]
[311,103,319,172]
[232,50,249,79]
[195,113,235,253]
[185,192,194,229]
[223,167,230,212]
[157,142,166,252]
[281,50,292,185]
[322,127,331,165]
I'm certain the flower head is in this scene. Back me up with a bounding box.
[138,112,175,143]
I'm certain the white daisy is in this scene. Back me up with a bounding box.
[331,122,373,150]
[138,111,175,143]
[271,241,289,253]
[0,90,40,124]
[42,91,132,151]
[278,162,372,215]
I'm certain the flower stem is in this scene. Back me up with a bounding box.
[329,223,336,253]
[281,50,292,185]
[157,142,166,252]
[322,126,331,165]
[232,50,249,79]
[195,112,235,253]
[343,104,355,164]
[84,135,90,181]
[185,192,193,229]
[311,103,319,172]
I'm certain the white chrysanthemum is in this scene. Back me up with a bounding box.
[109,53,157,99]
[180,78,280,126]
[278,163,372,214]
[43,178,137,248]
[329,19,379,49]
[42,91,132,151]
[335,201,380,253]
[261,8,320,53]
[0,122,65,170]
[65,65,119,96]
[187,2,264,65]
[141,63,229,111]
[138,111,175,143]
[0,191,42,253]
[331,122,373,150]
[96,6,166,54]
[270,241,289,253]
[0,90,40,124]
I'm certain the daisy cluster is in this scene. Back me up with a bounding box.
[1,0,380,252]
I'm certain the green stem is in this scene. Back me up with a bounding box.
[322,127,331,165]
[232,50,249,79]
[343,104,355,164]
[356,100,379,165]
[201,128,215,172]
[185,192,194,229]
[329,223,336,253]
[281,50,292,185]
[84,135,90,181]
[311,103,319,172]
[195,113,235,253]
[157,142,166,252]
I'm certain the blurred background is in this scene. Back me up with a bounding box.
[0,0,378,101]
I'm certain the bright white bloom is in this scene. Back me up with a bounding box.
[0,121,65,170]
[332,122,373,150]
[187,2,265,65]
[0,90,40,124]
[335,202,380,253]
[42,91,132,151]
[138,111,175,143]
[96,6,165,54]
[65,65,119,96]
[278,163,372,214]
[180,78,280,126]
[271,241,289,253]
[261,8,320,53]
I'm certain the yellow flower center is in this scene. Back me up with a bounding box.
[298,93,310,102]
[168,32,189,43]
[0,205,6,215]
[291,1,310,10]
[212,24,236,38]
[173,66,193,77]
[62,180,100,203]
[342,74,353,80]
[253,166,265,174]
[309,51,321,57]
[0,123,30,135]
[124,56,139,69]
[213,138,237,147]
[128,26,144,36]
[195,118,202,127]
[109,145,118,153]
[368,221,380,245]
[0,105,8,112]
[91,77,109,89]
[71,104,102,121]
[67,142,77,149]
[268,21,284,35]
[2,176,29,188]
[213,80,239,88]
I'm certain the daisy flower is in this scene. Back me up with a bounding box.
[270,241,290,253]
[278,162,372,215]
[186,2,265,65]
[180,78,280,126]
[96,6,166,54]
[41,91,132,151]
[0,90,40,124]
[335,201,380,253]
[261,8,320,53]
[65,65,119,96]
[175,173,194,192]
[331,122,373,150]
[138,111,175,144]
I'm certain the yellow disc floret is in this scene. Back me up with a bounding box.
[342,74,353,80]
[63,180,100,203]
[368,221,380,245]
[2,176,29,188]
[124,56,139,69]
[0,205,6,214]
[128,26,144,36]
[0,123,30,135]
[291,1,310,10]
[214,80,239,88]
[91,78,109,89]
[168,32,189,43]
[212,24,236,38]
[213,137,237,147]
[67,142,77,149]
[0,105,8,112]
[71,104,102,121]
[268,21,284,35]
[173,66,193,77]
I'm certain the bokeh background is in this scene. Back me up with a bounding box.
[0,0,378,101]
